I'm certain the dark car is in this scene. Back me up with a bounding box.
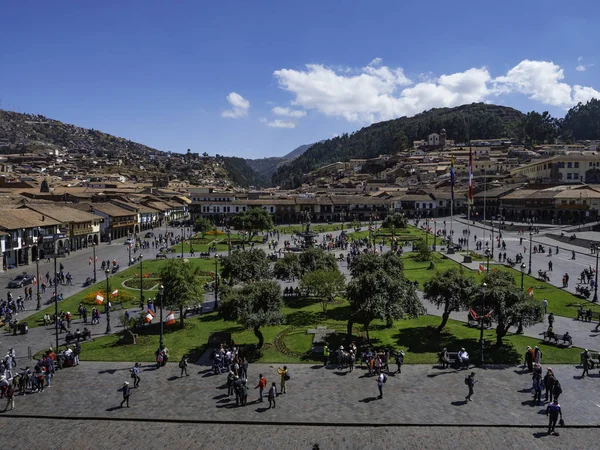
[145,232,154,238]
[8,274,34,288]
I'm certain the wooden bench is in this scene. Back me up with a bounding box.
[575,310,600,322]
[543,331,572,347]
[439,351,460,369]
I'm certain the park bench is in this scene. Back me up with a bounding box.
[439,351,460,369]
[575,310,600,322]
[542,331,572,347]
[155,253,168,259]
[199,252,211,258]
[588,351,600,369]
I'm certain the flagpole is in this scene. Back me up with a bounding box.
[467,145,473,251]
[483,168,487,265]
[450,151,454,250]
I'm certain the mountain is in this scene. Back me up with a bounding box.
[245,143,315,183]
[271,103,528,188]
[221,156,271,188]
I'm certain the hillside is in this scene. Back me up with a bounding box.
[283,143,313,160]
[271,103,525,188]
[245,143,315,182]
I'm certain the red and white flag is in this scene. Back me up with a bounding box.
[95,293,104,304]
[111,289,119,296]
[145,310,155,323]
[165,310,176,326]
[528,287,534,298]
[478,264,485,275]
[33,276,37,286]
[89,257,92,265]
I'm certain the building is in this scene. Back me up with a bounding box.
[510,154,600,184]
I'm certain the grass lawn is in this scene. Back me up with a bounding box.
[274,223,341,233]
[25,257,218,328]
[79,297,582,365]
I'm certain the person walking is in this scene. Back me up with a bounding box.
[541,299,548,315]
[179,355,189,377]
[544,368,556,402]
[534,346,542,364]
[255,374,267,402]
[4,383,15,411]
[547,313,554,328]
[323,344,330,367]
[552,379,563,402]
[546,400,562,435]
[132,363,141,388]
[465,372,476,402]
[395,350,405,374]
[120,381,131,408]
[377,372,386,399]
[277,366,288,394]
[267,382,277,409]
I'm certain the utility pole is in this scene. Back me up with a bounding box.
[480,283,486,366]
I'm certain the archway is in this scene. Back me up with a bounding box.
[31,245,38,261]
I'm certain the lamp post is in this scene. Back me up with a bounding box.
[341,210,346,232]
[128,243,131,266]
[369,214,374,252]
[528,230,532,275]
[54,249,59,352]
[593,243,599,303]
[516,263,526,334]
[490,220,494,259]
[242,219,245,251]
[485,249,490,272]
[105,268,111,333]
[227,219,231,257]
[433,220,437,250]
[480,282,487,366]
[181,226,184,260]
[35,257,41,310]
[425,214,429,248]
[214,254,219,309]
[139,254,144,309]
[159,284,164,349]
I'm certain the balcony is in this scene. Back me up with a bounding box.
[112,220,138,228]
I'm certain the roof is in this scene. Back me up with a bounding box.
[91,203,137,218]
[23,204,102,223]
[0,208,62,230]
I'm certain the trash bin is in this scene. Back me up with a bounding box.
[20,322,28,335]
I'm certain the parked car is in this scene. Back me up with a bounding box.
[8,274,34,288]
[145,232,154,238]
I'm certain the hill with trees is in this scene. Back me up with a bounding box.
[271,100,600,189]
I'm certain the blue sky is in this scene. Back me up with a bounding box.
[1,1,599,158]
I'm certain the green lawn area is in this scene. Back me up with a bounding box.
[401,252,600,319]
[274,223,341,233]
[79,296,582,365]
[25,257,218,328]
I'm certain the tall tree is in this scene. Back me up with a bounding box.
[297,247,338,276]
[382,213,408,231]
[159,260,203,328]
[481,271,544,345]
[348,252,404,279]
[423,268,479,331]
[193,217,213,238]
[273,253,301,281]
[230,208,274,243]
[220,249,270,285]
[219,280,284,349]
[300,269,345,316]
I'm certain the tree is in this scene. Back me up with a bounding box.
[298,247,338,276]
[348,252,404,279]
[219,280,284,349]
[423,268,479,331]
[300,269,345,316]
[346,270,424,341]
[230,208,274,243]
[220,249,270,285]
[159,259,203,328]
[382,213,407,231]
[193,217,213,238]
[481,271,544,345]
[273,253,301,281]
[412,239,432,262]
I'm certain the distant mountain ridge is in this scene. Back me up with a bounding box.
[245,142,315,183]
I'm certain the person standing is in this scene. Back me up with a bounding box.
[377,372,386,399]
[524,346,534,371]
[552,379,563,402]
[547,313,554,328]
[323,344,330,367]
[465,372,476,402]
[348,350,355,373]
[541,299,548,315]
[132,363,141,388]
[277,366,288,394]
[120,381,131,408]
[581,349,590,378]
[73,342,80,366]
[544,369,556,402]
[268,382,277,409]
[546,400,562,435]
[179,355,189,377]
[395,350,405,374]
[534,346,542,364]
[255,374,267,402]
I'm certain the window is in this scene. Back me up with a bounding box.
[567,162,572,168]
[574,162,579,168]
[567,173,572,180]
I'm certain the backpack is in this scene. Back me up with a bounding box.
[464,377,469,385]
[179,361,184,369]
[284,372,290,381]
[383,374,387,384]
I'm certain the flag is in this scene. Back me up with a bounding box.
[89,257,92,265]
[111,289,119,296]
[528,287,534,298]
[144,272,150,278]
[95,256,98,262]
[478,264,485,275]
[165,310,176,326]
[95,293,104,304]
[450,152,455,201]
[145,310,155,323]
[33,276,37,286]
[493,268,497,272]
[468,145,473,203]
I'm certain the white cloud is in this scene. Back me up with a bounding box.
[576,65,586,72]
[259,117,267,123]
[221,92,250,118]
[273,58,600,123]
[267,119,296,129]
[576,57,593,72]
[272,106,306,118]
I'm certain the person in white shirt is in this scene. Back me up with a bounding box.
[458,348,470,370]
[377,372,386,399]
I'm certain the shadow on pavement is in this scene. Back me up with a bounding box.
[213,394,227,400]
[166,376,179,381]
[105,406,123,412]
[359,396,379,403]
[333,371,348,376]
[533,431,551,439]
[451,400,468,406]
[310,365,324,370]
[255,407,270,413]
[427,370,455,378]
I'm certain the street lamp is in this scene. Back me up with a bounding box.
[528,230,532,275]
[593,243,599,303]
[485,248,491,272]
[516,263,526,334]
[181,226,184,260]
[35,256,41,310]
[480,282,487,366]
[159,284,164,349]
[105,268,111,333]
[425,214,429,248]
[433,220,437,250]
[92,242,97,282]
[139,254,144,309]
[490,220,494,259]
[214,254,220,309]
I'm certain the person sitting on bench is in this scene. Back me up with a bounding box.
[438,348,450,368]
[458,348,470,369]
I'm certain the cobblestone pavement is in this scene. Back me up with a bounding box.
[3,362,599,427]
[0,418,597,450]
